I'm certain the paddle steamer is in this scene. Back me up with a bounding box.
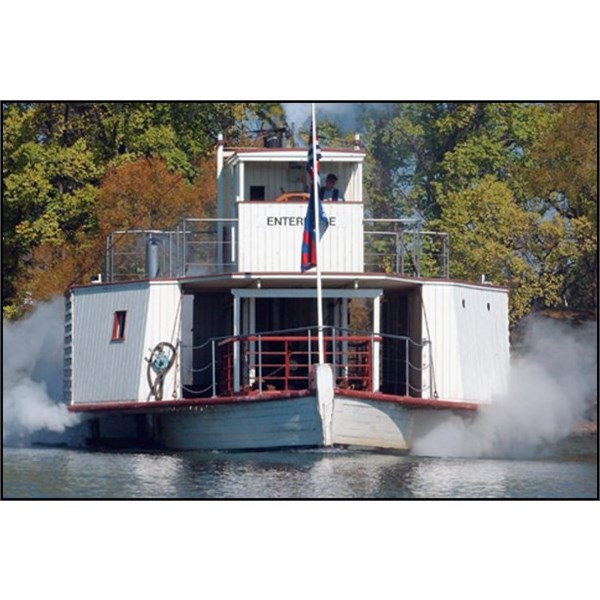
[66,131,509,451]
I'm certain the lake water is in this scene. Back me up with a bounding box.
[2,435,597,499]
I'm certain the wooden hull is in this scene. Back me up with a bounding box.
[158,395,323,451]
[331,395,413,451]
[70,386,474,452]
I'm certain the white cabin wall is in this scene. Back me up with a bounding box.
[217,149,365,274]
[71,281,182,405]
[421,283,510,403]
[71,283,151,404]
[245,163,304,200]
[237,202,364,272]
[140,282,183,401]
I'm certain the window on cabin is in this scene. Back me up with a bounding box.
[112,310,127,341]
[249,185,265,201]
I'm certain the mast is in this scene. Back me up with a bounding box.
[311,103,325,364]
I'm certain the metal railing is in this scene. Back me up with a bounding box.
[105,219,238,282]
[104,218,449,282]
[217,330,377,396]
[363,219,449,278]
[180,326,433,399]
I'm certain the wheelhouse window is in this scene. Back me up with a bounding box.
[249,185,265,201]
[112,310,127,341]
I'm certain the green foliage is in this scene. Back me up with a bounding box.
[2,101,278,318]
[3,102,597,326]
[433,176,535,322]
[297,120,344,147]
[360,102,597,323]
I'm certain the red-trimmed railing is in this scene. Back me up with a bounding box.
[217,332,381,396]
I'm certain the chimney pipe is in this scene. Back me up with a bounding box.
[146,235,160,279]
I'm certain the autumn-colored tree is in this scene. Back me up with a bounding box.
[3,102,280,318]
[4,102,596,325]
[97,156,205,232]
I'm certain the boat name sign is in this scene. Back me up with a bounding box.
[266,216,337,227]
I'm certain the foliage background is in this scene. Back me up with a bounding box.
[2,102,597,326]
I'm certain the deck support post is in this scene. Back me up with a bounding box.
[372,293,382,392]
[233,292,241,392]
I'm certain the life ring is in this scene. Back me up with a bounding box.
[146,342,177,401]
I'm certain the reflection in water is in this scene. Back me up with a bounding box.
[189,451,410,498]
[3,437,597,499]
[410,459,510,498]
[53,450,184,498]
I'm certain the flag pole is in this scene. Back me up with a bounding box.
[311,103,325,364]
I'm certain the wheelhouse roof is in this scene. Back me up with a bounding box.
[223,146,366,167]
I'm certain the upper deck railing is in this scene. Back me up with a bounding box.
[364,219,449,278]
[104,218,449,282]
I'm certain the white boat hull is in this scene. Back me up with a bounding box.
[72,368,476,452]
[73,394,421,452]
[331,396,412,451]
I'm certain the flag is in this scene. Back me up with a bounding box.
[301,126,328,271]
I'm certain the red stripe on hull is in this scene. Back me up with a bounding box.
[68,389,313,413]
[68,389,478,414]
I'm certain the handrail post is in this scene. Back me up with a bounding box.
[105,235,110,283]
[307,329,312,387]
[370,333,375,392]
[231,225,236,266]
[182,219,187,276]
[332,327,337,381]
[400,230,405,275]
[258,335,263,395]
[211,339,217,397]
[284,338,289,392]
[405,338,410,397]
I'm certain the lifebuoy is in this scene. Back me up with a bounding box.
[146,342,177,401]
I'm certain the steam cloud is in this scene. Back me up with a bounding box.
[411,316,597,458]
[3,297,80,446]
[282,102,395,137]
[2,274,595,460]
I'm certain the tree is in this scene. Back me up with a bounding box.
[2,102,281,318]
[433,175,566,324]
[358,102,597,323]
[359,102,547,221]
[97,156,208,234]
[3,105,101,316]
[520,103,597,315]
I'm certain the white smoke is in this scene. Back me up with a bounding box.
[3,297,80,445]
[411,316,597,458]
[283,102,393,137]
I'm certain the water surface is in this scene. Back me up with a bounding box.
[3,435,596,499]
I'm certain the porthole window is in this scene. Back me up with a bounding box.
[462,299,466,308]
[487,303,491,311]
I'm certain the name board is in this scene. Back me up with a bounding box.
[266,216,337,227]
